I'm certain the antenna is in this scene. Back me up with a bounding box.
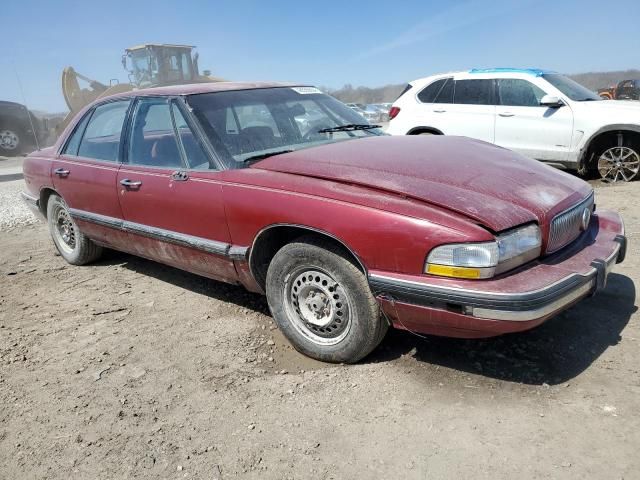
[12,63,41,151]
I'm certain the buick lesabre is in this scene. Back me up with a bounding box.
[21,82,626,363]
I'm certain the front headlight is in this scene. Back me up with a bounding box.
[425,224,541,279]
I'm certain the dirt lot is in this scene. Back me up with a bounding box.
[1,176,639,479]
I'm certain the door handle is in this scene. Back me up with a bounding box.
[433,109,446,113]
[499,112,515,117]
[171,170,189,181]
[120,179,142,188]
[54,168,70,177]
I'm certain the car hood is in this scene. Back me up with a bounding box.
[574,99,640,114]
[253,135,592,232]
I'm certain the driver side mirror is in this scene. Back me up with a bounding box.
[540,95,564,108]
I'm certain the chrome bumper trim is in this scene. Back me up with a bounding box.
[369,238,624,322]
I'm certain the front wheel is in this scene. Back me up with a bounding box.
[596,144,640,182]
[265,236,387,363]
[47,194,103,265]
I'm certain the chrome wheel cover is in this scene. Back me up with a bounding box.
[0,129,19,151]
[598,146,640,182]
[283,267,352,346]
[52,204,77,254]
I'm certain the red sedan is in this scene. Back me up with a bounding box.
[21,82,626,363]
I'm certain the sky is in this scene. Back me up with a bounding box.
[1,0,639,112]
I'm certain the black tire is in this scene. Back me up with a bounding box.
[265,236,387,363]
[46,194,103,265]
[0,124,26,156]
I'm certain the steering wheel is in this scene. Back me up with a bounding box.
[302,122,332,142]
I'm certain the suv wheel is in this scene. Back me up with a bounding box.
[0,127,23,155]
[596,144,640,182]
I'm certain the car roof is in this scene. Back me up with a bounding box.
[100,81,309,102]
[409,68,558,85]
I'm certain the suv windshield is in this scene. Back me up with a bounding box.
[186,87,384,166]
[542,74,601,101]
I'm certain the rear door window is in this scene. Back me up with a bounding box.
[453,79,495,105]
[77,100,130,161]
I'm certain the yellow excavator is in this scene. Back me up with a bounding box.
[58,44,222,134]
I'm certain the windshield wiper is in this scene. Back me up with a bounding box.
[242,149,294,163]
[318,124,381,133]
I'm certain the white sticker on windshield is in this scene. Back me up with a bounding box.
[291,86,322,95]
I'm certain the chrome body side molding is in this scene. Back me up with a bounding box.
[68,208,248,260]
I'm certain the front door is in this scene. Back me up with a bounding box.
[494,78,574,162]
[116,97,237,283]
[52,99,131,247]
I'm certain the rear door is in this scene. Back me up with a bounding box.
[494,78,573,162]
[116,96,237,283]
[424,78,495,142]
[52,99,131,247]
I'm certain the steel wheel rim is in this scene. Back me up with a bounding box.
[0,130,19,150]
[283,267,352,346]
[598,146,640,182]
[52,205,77,254]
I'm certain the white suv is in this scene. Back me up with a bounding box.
[387,68,640,182]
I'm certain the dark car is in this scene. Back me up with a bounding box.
[0,100,49,156]
[21,82,626,363]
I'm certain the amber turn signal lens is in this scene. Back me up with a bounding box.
[426,264,482,279]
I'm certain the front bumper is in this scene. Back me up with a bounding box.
[369,210,626,338]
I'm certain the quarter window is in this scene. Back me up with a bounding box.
[77,100,130,162]
[498,79,546,107]
[418,79,446,103]
[128,98,184,168]
[453,79,494,105]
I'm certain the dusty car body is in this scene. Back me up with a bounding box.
[21,82,626,363]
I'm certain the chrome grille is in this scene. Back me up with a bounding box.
[548,193,594,253]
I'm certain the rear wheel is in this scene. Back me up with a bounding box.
[47,194,103,265]
[265,236,387,363]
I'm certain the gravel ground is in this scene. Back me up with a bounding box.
[0,180,36,231]
[0,176,639,479]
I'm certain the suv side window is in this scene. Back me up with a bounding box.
[128,98,185,169]
[498,79,546,107]
[453,79,494,105]
[77,100,130,161]
[417,79,446,103]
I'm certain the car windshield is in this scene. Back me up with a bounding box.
[186,87,385,166]
[542,74,601,101]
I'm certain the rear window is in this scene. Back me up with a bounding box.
[454,79,494,105]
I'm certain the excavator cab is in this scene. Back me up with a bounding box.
[122,44,202,88]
